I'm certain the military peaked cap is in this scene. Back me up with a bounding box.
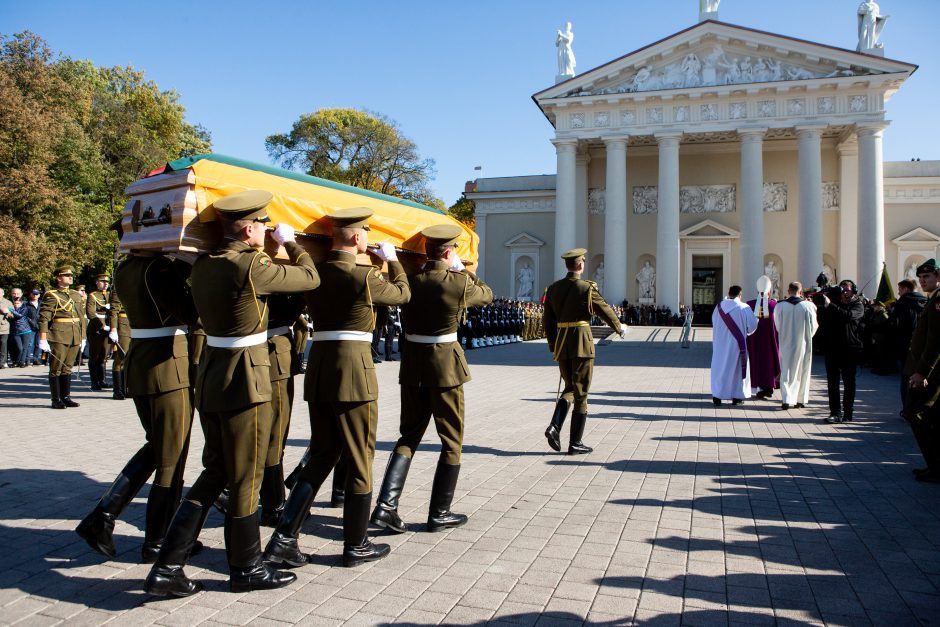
[214,190,273,222]
[330,207,373,230]
[54,264,74,276]
[917,258,939,274]
[422,224,462,246]
[96,274,110,282]
[561,248,587,260]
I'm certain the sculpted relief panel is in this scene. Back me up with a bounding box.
[633,185,736,214]
[823,181,841,210]
[763,182,788,212]
[588,188,606,215]
[565,44,865,97]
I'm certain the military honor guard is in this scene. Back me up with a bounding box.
[543,248,625,455]
[144,190,320,596]
[76,251,200,563]
[263,207,410,569]
[108,288,131,400]
[37,265,85,409]
[905,258,940,483]
[85,274,112,391]
[370,224,493,534]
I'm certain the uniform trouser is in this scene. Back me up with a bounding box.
[395,385,464,465]
[910,414,940,469]
[265,377,293,467]
[824,352,858,417]
[88,331,108,366]
[113,339,129,372]
[298,400,378,496]
[185,402,273,518]
[133,388,194,488]
[48,341,80,376]
[558,357,594,414]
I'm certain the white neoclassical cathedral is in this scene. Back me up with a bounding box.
[467,3,938,317]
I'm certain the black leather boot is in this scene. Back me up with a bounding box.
[112,369,125,400]
[214,488,230,514]
[227,513,296,593]
[427,461,467,532]
[142,485,174,564]
[89,362,103,391]
[370,453,411,533]
[331,456,347,508]
[262,480,316,568]
[284,447,311,490]
[60,375,79,407]
[99,362,112,389]
[544,398,570,452]
[259,464,286,528]
[568,411,593,455]
[143,500,205,597]
[76,448,155,558]
[49,376,66,409]
[343,492,390,567]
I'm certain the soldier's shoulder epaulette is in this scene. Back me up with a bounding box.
[356,262,378,269]
[584,279,598,288]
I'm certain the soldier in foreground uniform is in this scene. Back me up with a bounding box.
[37,265,85,409]
[543,248,625,455]
[85,274,112,391]
[144,190,320,597]
[108,286,131,400]
[906,258,940,484]
[263,207,410,569]
[76,250,199,563]
[370,224,493,534]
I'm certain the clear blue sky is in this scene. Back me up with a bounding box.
[2,0,937,204]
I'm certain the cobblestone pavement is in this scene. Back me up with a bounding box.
[1,328,939,626]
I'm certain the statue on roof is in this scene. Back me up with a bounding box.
[857,1,889,52]
[556,22,576,79]
[699,0,720,21]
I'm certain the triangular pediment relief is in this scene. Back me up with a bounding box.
[680,219,740,239]
[535,21,915,102]
[504,232,546,248]
[892,227,940,245]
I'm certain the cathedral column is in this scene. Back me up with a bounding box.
[655,132,682,312]
[553,138,579,278]
[603,136,628,303]
[796,126,825,286]
[857,122,888,292]
[739,128,767,293]
[575,150,590,252]
[837,136,859,282]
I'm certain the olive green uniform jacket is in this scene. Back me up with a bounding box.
[108,289,132,372]
[543,273,621,360]
[192,240,319,413]
[905,286,940,409]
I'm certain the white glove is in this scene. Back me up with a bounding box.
[450,256,466,272]
[39,339,51,353]
[102,325,110,332]
[272,223,295,244]
[104,303,110,310]
[109,329,119,343]
[619,324,628,339]
[374,242,398,262]
[80,340,86,352]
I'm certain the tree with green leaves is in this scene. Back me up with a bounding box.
[265,108,442,206]
[0,31,211,287]
[447,197,475,229]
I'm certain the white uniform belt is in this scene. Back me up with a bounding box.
[95,314,107,320]
[206,331,268,348]
[311,330,372,342]
[405,332,458,344]
[267,326,291,339]
[131,325,188,339]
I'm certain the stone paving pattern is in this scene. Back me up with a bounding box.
[1,327,939,626]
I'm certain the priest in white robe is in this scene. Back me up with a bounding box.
[711,285,759,404]
[773,281,819,409]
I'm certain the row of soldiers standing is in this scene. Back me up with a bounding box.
[461,299,545,348]
[70,192,494,598]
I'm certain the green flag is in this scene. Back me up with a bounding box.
[876,263,896,306]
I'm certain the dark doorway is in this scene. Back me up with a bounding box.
[692,255,723,325]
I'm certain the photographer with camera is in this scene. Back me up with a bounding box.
[818,279,864,424]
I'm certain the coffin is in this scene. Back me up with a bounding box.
[117,154,478,267]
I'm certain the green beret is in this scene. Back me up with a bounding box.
[421,224,462,246]
[917,258,939,274]
[561,248,587,260]
[214,190,273,222]
[330,207,373,230]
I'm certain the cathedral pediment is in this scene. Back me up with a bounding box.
[535,21,915,105]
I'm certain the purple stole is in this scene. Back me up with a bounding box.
[717,302,747,379]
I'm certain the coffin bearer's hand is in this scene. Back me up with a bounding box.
[373,242,398,262]
[450,256,466,272]
[39,339,51,353]
[272,224,295,245]
[109,329,119,343]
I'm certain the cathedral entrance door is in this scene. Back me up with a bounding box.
[691,255,723,325]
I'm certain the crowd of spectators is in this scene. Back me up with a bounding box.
[0,287,43,368]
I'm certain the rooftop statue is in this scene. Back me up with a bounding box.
[556,22,576,79]
[857,1,889,52]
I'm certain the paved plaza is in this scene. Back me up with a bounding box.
[1,329,939,626]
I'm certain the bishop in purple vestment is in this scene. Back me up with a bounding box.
[746,296,781,398]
